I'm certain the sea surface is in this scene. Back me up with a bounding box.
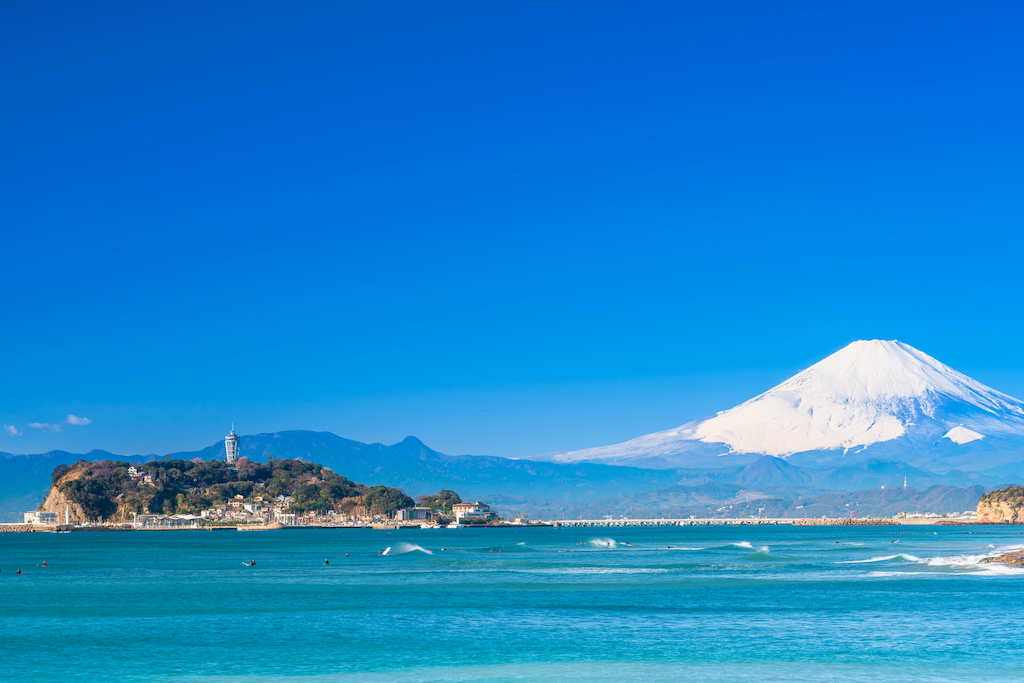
[2,525,1023,682]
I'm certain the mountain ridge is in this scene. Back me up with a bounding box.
[2,431,1016,521]
[539,340,1024,470]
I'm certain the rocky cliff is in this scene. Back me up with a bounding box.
[977,485,1024,523]
[40,471,98,523]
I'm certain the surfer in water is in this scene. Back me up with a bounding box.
[42,561,48,567]
[17,569,23,574]
[324,559,329,565]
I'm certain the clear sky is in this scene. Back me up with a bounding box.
[3,1,1023,458]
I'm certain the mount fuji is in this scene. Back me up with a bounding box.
[539,340,1024,474]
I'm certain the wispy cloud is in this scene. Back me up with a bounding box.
[3,425,22,437]
[67,414,92,426]
[28,422,62,432]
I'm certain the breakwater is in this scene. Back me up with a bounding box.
[551,518,794,527]
[792,517,898,526]
[0,524,56,533]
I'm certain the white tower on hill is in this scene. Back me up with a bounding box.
[225,425,240,464]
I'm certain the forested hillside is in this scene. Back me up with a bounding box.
[45,457,415,521]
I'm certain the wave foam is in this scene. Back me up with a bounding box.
[387,543,434,556]
[841,554,921,564]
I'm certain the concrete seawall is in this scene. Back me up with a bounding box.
[0,524,57,533]
[792,518,898,526]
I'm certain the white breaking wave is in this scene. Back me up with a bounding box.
[841,554,922,564]
[387,543,434,556]
[847,544,1024,575]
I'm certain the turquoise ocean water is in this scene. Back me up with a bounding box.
[2,525,1023,682]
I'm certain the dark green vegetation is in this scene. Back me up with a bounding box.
[416,489,462,513]
[361,485,415,516]
[979,484,1024,508]
[52,458,414,520]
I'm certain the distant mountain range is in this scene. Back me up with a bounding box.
[1,430,1015,521]
[5,340,1023,521]
[537,340,1024,473]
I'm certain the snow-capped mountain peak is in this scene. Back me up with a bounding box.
[544,340,1024,465]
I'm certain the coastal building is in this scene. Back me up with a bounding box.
[412,506,434,520]
[133,513,201,529]
[23,511,58,525]
[395,506,435,521]
[452,502,496,523]
[275,512,296,525]
[225,425,240,463]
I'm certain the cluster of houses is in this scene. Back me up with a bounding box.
[200,493,294,524]
[130,497,502,529]
[133,494,298,528]
[21,486,505,529]
[128,466,154,485]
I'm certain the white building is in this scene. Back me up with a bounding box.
[133,513,201,529]
[24,511,58,525]
[225,425,240,464]
[452,502,496,523]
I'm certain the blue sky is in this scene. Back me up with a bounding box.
[3,1,1023,457]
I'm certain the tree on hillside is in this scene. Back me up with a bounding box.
[417,490,462,513]
[363,486,415,516]
[51,464,71,486]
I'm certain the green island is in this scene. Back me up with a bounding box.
[43,458,466,526]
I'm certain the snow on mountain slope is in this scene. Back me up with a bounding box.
[943,426,984,444]
[546,340,1024,464]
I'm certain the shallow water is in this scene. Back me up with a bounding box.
[2,525,1023,682]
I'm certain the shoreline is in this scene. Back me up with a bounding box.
[0,519,997,533]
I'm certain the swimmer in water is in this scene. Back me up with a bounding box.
[17,569,23,574]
